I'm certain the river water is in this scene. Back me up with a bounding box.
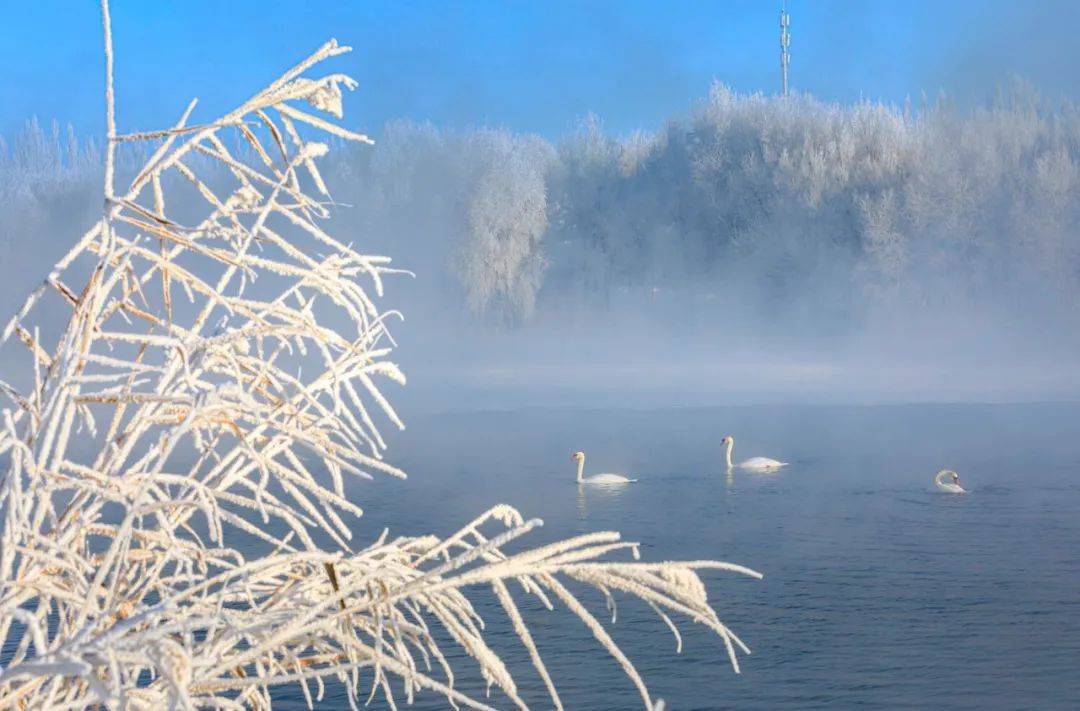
[278,402,1080,709]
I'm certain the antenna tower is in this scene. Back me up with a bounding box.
[780,3,791,95]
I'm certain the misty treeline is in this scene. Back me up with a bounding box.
[0,118,101,273]
[4,82,1080,337]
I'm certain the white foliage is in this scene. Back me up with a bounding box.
[0,5,759,709]
[11,81,1080,331]
[457,130,554,321]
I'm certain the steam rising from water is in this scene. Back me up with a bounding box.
[4,82,1080,404]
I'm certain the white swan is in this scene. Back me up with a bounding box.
[934,469,966,493]
[722,436,787,471]
[572,451,636,485]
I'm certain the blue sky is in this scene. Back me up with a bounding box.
[3,1,1079,141]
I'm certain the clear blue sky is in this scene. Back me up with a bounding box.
[2,1,1079,141]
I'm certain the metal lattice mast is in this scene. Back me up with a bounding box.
[780,3,791,96]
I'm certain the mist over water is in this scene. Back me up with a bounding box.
[4,81,1080,406]
[285,402,1080,709]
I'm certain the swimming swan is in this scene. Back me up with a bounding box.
[934,469,966,493]
[572,451,636,484]
[722,436,787,471]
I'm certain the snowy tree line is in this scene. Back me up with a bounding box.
[0,119,102,275]
[356,81,1080,336]
[5,81,1080,333]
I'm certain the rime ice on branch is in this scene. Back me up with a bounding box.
[0,4,759,708]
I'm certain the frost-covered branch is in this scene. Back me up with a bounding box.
[0,4,758,708]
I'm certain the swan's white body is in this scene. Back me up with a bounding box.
[722,436,786,471]
[738,456,787,470]
[934,469,966,493]
[572,452,636,485]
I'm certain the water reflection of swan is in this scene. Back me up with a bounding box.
[934,469,966,493]
[572,451,636,484]
[722,436,787,471]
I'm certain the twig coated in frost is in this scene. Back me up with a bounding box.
[0,3,759,709]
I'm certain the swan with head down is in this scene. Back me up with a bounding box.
[721,436,787,471]
[934,469,966,493]
[572,451,636,485]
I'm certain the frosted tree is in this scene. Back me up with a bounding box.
[455,130,554,321]
[0,3,760,709]
[0,119,102,304]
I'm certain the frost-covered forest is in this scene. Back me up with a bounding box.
[5,81,1080,364]
[359,83,1080,338]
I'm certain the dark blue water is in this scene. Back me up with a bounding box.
[284,402,1080,709]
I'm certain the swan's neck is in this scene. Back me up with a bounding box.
[724,440,734,468]
[576,457,584,483]
[935,471,960,489]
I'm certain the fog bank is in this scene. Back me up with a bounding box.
[4,83,1080,406]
